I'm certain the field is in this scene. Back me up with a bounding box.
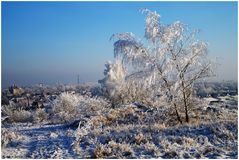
[1,93,237,159]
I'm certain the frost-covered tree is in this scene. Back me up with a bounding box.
[98,60,126,98]
[100,9,214,123]
[99,58,155,106]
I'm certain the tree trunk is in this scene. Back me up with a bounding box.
[183,94,189,123]
[173,103,182,124]
[182,81,190,123]
[181,73,190,123]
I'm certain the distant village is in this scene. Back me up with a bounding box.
[1,83,98,111]
[1,81,237,111]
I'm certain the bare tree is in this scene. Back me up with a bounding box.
[100,9,214,123]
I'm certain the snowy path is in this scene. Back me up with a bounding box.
[2,123,79,158]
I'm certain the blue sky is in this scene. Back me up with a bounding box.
[2,1,238,87]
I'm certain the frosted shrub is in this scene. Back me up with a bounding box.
[52,92,110,124]
[93,141,134,158]
[1,128,26,148]
[11,109,33,123]
[34,108,48,123]
[2,104,33,123]
[1,128,18,147]
[52,92,81,123]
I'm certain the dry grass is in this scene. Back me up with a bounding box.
[73,100,238,158]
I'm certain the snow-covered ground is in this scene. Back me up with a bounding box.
[1,95,238,159]
[1,123,78,158]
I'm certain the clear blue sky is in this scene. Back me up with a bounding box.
[2,1,238,87]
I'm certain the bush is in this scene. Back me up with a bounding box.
[52,92,81,123]
[34,108,48,123]
[1,128,26,148]
[52,92,110,124]
[1,128,18,147]
[2,103,33,123]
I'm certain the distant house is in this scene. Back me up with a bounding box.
[9,85,24,96]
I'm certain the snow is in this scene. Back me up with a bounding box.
[204,97,219,102]
[1,123,78,158]
[1,94,237,159]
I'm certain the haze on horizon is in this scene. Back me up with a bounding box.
[2,2,238,88]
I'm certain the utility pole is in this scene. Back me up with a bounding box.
[77,75,80,85]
